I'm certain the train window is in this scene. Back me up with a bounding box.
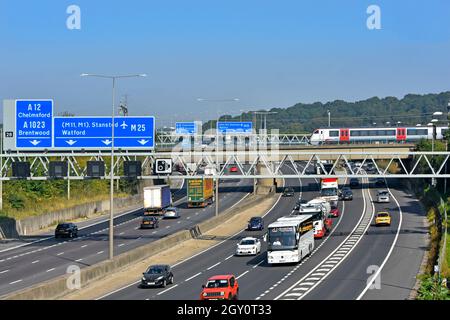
[386,130,396,135]
[407,129,427,135]
[378,130,386,135]
[329,130,339,137]
[369,130,377,136]
[350,130,360,136]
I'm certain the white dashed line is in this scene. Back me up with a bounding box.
[81,245,88,248]
[97,251,104,255]
[185,272,202,282]
[46,268,56,272]
[0,269,9,274]
[157,284,179,295]
[31,260,39,264]
[9,279,22,285]
[225,254,234,261]
[75,258,83,262]
[236,270,249,279]
[118,243,125,247]
[57,252,64,256]
[206,262,221,270]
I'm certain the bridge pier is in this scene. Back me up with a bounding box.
[254,163,277,195]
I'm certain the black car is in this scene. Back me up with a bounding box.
[349,178,359,188]
[55,223,78,238]
[293,199,308,211]
[341,189,353,201]
[282,187,295,197]
[247,217,264,231]
[140,264,174,288]
[140,216,159,229]
[375,178,386,187]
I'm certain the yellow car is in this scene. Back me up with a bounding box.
[375,212,391,226]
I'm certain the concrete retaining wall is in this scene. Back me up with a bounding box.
[0,194,142,239]
[1,193,271,300]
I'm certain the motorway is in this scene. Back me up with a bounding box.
[103,165,427,300]
[0,177,253,296]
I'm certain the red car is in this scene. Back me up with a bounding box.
[230,166,238,173]
[330,207,340,217]
[200,275,239,300]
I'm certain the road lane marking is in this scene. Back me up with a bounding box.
[118,243,125,247]
[97,251,104,255]
[75,258,83,262]
[236,270,249,279]
[119,232,125,235]
[356,182,403,300]
[225,254,234,261]
[206,262,221,270]
[81,245,88,248]
[185,272,202,282]
[276,176,374,300]
[9,279,22,285]
[157,284,179,295]
[57,252,64,256]
[96,188,263,300]
[253,260,264,268]
[46,268,55,272]
[0,269,9,274]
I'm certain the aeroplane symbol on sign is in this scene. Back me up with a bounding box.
[120,121,128,129]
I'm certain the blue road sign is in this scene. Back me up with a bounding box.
[217,122,252,134]
[54,116,155,149]
[175,122,197,135]
[16,99,53,148]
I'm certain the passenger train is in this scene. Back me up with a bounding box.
[310,126,448,145]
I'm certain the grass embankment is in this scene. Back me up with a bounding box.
[0,179,136,221]
[412,183,450,299]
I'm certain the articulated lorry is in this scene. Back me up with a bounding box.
[143,185,172,214]
[187,178,214,208]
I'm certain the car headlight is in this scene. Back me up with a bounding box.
[203,292,207,297]
[142,277,146,281]
[157,276,164,280]
[220,292,225,296]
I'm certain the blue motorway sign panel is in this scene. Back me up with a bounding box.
[16,99,53,148]
[54,116,155,149]
[175,122,197,135]
[217,122,252,134]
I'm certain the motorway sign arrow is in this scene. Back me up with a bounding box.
[138,139,149,145]
[30,140,41,146]
[102,139,112,146]
[66,140,77,146]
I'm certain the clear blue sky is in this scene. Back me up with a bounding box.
[1,0,450,127]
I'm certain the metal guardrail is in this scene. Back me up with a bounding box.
[0,150,449,180]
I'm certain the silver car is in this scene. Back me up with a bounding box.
[376,190,390,203]
[163,207,180,219]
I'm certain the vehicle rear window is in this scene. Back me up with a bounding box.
[58,224,70,228]
[240,239,255,245]
[377,213,389,217]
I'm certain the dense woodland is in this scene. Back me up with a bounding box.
[205,91,450,133]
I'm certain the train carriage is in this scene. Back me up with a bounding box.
[310,126,448,145]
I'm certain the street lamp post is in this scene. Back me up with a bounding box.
[327,110,331,127]
[81,73,146,260]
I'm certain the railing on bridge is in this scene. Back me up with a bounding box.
[1,150,450,180]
